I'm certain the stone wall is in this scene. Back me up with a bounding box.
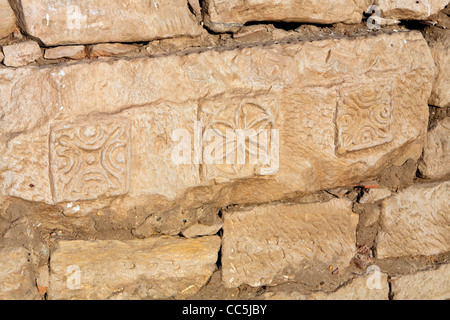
[0,0,449,300]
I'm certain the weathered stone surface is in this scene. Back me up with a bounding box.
[19,0,202,46]
[0,0,16,39]
[48,236,220,299]
[391,264,450,300]
[0,31,434,207]
[90,43,138,58]
[418,117,450,179]
[222,199,359,288]
[2,40,42,67]
[0,50,3,63]
[376,181,450,258]
[203,0,371,32]
[261,271,389,300]
[44,45,86,60]
[429,32,450,108]
[0,247,39,299]
[378,0,450,20]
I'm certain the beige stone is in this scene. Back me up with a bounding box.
[182,218,223,238]
[418,117,450,179]
[0,0,16,39]
[19,0,202,46]
[221,199,359,288]
[376,181,450,258]
[262,271,389,300]
[203,0,371,32]
[0,247,39,299]
[0,50,3,63]
[44,45,86,60]
[90,43,139,57]
[429,32,450,108]
[377,0,450,20]
[0,31,434,207]
[359,187,392,203]
[2,40,42,67]
[391,264,450,300]
[48,236,220,299]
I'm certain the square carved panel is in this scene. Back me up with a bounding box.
[336,83,394,154]
[49,118,131,203]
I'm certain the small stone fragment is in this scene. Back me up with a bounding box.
[2,40,42,67]
[44,46,86,60]
[359,187,392,204]
[90,43,139,58]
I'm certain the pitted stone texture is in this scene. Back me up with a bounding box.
[376,181,450,258]
[418,117,450,179]
[19,0,202,46]
[0,0,16,39]
[203,0,371,32]
[378,0,450,20]
[221,199,359,288]
[429,32,450,108]
[0,247,39,299]
[2,40,42,67]
[0,31,434,206]
[48,236,220,299]
[391,264,450,300]
[262,271,389,300]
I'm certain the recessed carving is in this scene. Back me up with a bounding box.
[336,84,394,154]
[49,118,131,203]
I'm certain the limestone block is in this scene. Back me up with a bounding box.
[0,31,434,207]
[376,181,450,258]
[0,247,39,299]
[19,0,202,46]
[0,0,16,39]
[48,236,221,299]
[418,117,450,179]
[391,264,450,300]
[262,271,389,300]
[2,40,42,67]
[377,0,450,20]
[221,199,359,288]
[203,0,371,32]
[428,32,450,108]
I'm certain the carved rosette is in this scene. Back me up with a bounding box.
[336,83,394,154]
[49,118,131,203]
[201,96,279,182]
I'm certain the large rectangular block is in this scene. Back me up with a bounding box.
[377,0,450,20]
[18,0,202,46]
[221,199,359,288]
[0,0,16,39]
[48,236,220,299]
[376,181,450,258]
[0,31,435,207]
[0,247,39,299]
[391,264,450,300]
[203,0,370,32]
